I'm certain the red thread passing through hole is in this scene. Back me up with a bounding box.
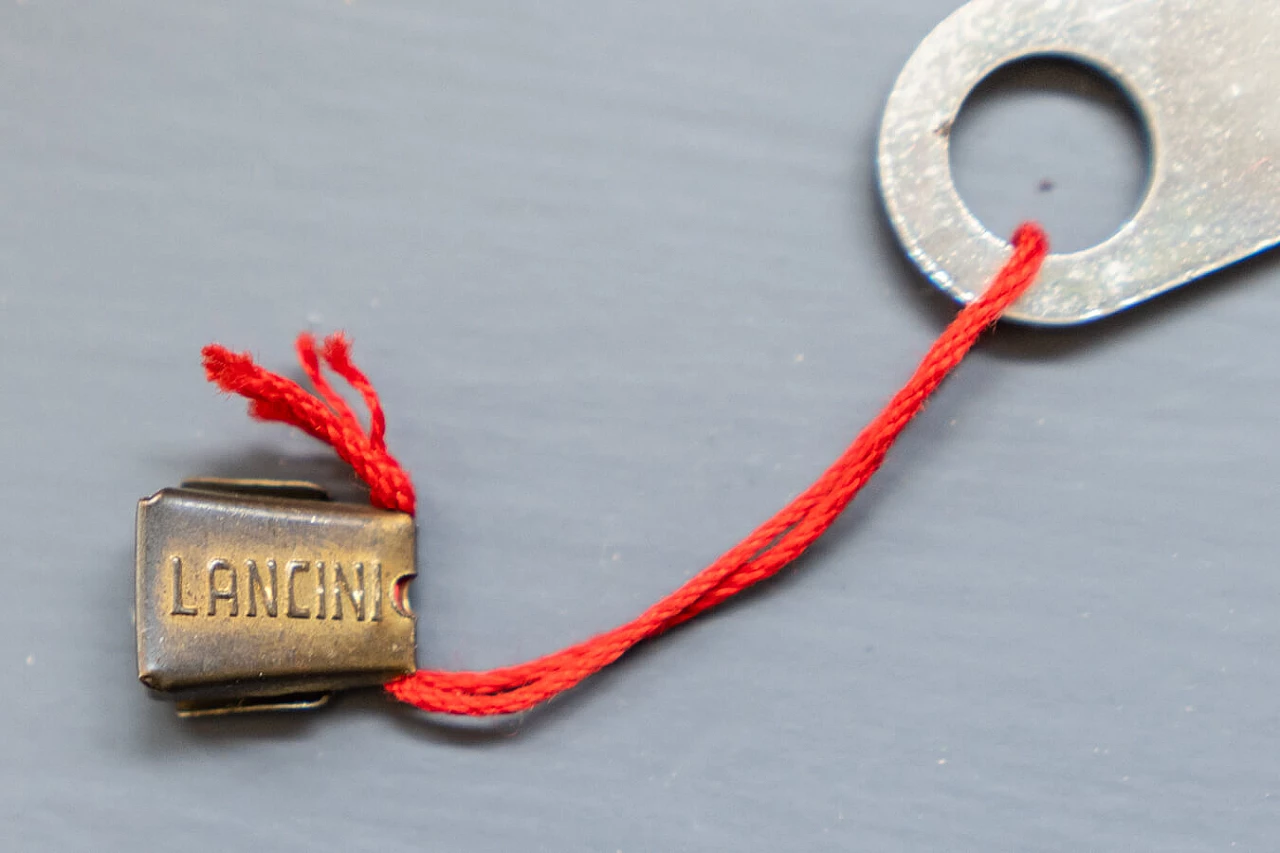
[201,224,1048,716]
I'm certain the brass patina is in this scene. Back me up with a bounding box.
[135,478,417,716]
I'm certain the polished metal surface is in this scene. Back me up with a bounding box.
[135,479,417,714]
[877,0,1280,325]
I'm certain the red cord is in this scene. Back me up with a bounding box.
[201,223,1048,716]
[201,332,415,515]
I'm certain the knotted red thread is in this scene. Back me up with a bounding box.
[201,223,1048,716]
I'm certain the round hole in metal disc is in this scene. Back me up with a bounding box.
[948,56,1152,255]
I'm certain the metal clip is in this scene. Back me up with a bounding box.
[878,0,1280,325]
[135,478,417,717]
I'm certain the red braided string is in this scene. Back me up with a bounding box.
[201,224,1048,715]
[319,333,389,452]
[201,336,416,515]
[296,332,364,436]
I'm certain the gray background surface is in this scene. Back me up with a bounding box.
[3,2,1278,851]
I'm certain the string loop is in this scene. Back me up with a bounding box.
[202,223,1048,716]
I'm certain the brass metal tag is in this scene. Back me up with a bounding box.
[135,478,417,716]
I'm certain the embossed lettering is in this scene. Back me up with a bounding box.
[315,561,327,620]
[164,555,393,620]
[246,559,277,618]
[170,556,197,616]
[331,562,365,621]
[287,561,311,618]
[207,559,239,616]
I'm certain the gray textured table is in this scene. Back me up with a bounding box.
[4,2,1278,850]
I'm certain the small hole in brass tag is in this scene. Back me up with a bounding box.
[392,573,415,617]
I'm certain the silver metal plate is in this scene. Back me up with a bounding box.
[877,0,1280,325]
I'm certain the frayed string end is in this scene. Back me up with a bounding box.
[199,334,415,515]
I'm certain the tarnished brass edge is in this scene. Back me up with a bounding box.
[176,693,333,718]
[140,666,417,699]
[179,477,332,502]
[134,495,151,699]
